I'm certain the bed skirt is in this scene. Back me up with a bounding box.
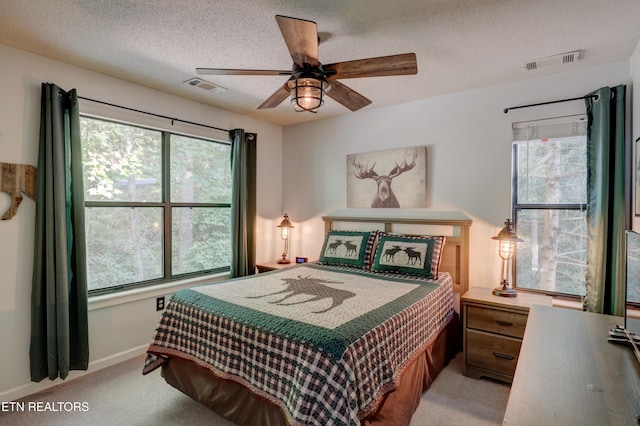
[160,312,460,425]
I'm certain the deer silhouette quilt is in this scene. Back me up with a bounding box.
[143,263,454,425]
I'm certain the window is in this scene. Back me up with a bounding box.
[512,115,587,297]
[628,231,640,305]
[80,116,232,294]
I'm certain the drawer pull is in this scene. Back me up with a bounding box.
[496,320,513,327]
[493,352,515,361]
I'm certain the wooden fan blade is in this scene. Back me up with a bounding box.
[324,53,417,79]
[257,85,291,109]
[275,15,319,67]
[325,80,372,111]
[196,68,291,76]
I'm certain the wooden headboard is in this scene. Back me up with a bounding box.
[322,209,472,295]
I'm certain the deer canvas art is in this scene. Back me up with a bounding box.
[346,146,427,208]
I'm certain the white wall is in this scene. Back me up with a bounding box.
[0,43,283,400]
[632,40,640,231]
[633,41,640,146]
[282,60,632,289]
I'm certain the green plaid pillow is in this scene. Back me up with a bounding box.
[318,230,378,269]
[371,233,445,279]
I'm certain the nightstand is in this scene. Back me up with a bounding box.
[255,261,294,273]
[461,287,552,383]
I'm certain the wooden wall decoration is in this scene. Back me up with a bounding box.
[0,162,37,220]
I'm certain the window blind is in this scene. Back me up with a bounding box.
[512,114,587,142]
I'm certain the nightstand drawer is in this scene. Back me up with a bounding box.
[466,305,527,339]
[466,329,521,377]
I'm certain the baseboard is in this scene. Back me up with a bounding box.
[0,344,149,402]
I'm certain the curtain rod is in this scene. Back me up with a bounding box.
[503,94,598,114]
[78,96,230,133]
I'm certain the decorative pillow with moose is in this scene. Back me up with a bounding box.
[318,230,378,269]
[372,233,445,279]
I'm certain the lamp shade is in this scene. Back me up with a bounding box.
[491,219,522,260]
[287,77,330,112]
[277,213,293,239]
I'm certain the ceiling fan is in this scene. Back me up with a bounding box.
[196,15,418,113]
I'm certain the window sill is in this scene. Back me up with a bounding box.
[88,271,230,311]
[551,298,640,321]
[552,298,582,310]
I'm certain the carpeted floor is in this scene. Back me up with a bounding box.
[0,352,509,425]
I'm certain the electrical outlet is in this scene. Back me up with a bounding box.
[156,296,165,311]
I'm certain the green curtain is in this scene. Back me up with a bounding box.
[583,85,626,315]
[229,129,257,278]
[30,83,89,381]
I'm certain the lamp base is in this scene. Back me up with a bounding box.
[493,281,517,297]
[277,258,291,264]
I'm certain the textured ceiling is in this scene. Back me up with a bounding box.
[1,0,640,126]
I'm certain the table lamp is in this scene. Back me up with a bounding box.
[492,219,522,297]
[277,214,294,264]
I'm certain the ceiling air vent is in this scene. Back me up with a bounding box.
[183,77,226,94]
[523,50,581,71]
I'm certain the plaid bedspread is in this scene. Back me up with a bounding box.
[143,264,454,425]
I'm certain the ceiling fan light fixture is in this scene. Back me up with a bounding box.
[287,77,330,112]
[196,16,416,113]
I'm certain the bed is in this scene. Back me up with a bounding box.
[143,210,472,425]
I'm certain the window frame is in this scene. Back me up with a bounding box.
[510,115,588,298]
[80,114,232,296]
